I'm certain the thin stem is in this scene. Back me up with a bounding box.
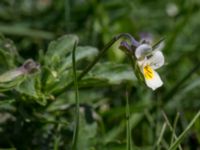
[126,89,131,150]
[156,122,167,149]
[53,124,61,150]
[72,41,80,150]
[119,33,140,47]
[77,33,137,81]
[170,112,180,146]
[152,37,165,49]
[54,33,137,96]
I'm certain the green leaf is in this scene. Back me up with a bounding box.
[61,46,98,71]
[44,34,79,67]
[0,37,19,71]
[0,69,26,91]
[43,46,98,94]
[15,74,47,105]
[80,62,137,87]
[77,115,97,150]
[16,76,38,98]
[0,59,40,92]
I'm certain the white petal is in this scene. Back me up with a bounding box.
[142,65,163,90]
[135,44,152,59]
[147,51,165,69]
[137,58,146,68]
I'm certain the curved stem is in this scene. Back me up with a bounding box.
[77,33,139,81]
[119,33,140,47]
[54,33,137,96]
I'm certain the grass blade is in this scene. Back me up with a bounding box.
[126,89,132,150]
[156,122,167,149]
[72,41,80,150]
[162,111,182,150]
[170,112,180,146]
[168,111,200,150]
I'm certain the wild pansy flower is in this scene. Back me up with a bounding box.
[135,43,164,90]
[118,33,164,90]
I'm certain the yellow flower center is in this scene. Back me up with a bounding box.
[143,65,154,80]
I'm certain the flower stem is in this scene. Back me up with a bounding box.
[77,33,138,81]
[54,33,136,96]
[126,88,132,150]
[72,41,80,150]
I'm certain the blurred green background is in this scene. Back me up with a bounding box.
[0,0,200,149]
